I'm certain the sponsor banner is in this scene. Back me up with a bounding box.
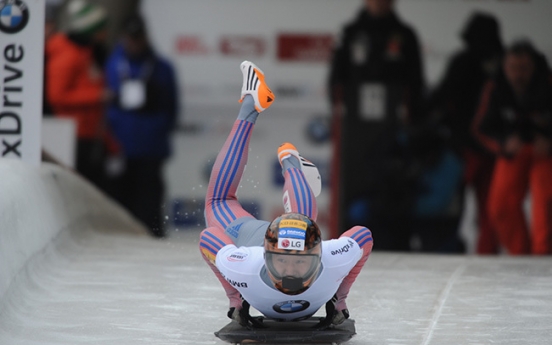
[278,228,306,240]
[277,33,334,62]
[0,0,44,166]
[220,35,266,57]
[225,277,248,288]
[331,239,355,256]
[145,0,552,107]
[227,252,248,262]
[174,35,209,55]
[278,237,305,251]
[278,219,307,248]
[280,219,307,230]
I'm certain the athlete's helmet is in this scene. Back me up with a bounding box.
[264,213,322,295]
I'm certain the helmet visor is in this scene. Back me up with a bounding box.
[265,252,320,282]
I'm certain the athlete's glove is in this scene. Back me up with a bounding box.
[227,300,266,329]
[313,295,350,330]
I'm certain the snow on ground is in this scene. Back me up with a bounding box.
[1,160,551,345]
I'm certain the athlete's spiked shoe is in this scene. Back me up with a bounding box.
[277,142,300,165]
[277,142,322,197]
[239,60,275,112]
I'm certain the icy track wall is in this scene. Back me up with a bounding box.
[0,160,144,302]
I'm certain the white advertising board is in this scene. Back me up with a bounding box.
[142,0,552,112]
[0,0,44,166]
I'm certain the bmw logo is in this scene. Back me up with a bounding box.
[273,300,310,314]
[0,0,29,34]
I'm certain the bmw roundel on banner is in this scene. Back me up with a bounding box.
[0,0,30,34]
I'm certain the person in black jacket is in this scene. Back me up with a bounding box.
[328,0,425,250]
[473,40,552,255]
[428,12,504,254]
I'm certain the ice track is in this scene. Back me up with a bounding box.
[1,161,551,345]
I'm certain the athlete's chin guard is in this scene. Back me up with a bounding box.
[282,276,304,291]
[264,213,322,295]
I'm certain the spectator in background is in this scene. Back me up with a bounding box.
[45,0,114,190]
[43,0,62,117]
[407,123,465,253]
[428,12,504,254]
[105,14,179,238]
[473,41,552,255]
[328,0,425,250]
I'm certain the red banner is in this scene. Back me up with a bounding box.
[277,33,334,62]
[220,36,266,57]
[175,35,209,55]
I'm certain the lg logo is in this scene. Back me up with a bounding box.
[290,241,303,248]
[278,238,304,250]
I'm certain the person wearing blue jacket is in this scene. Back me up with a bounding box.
[105,14,179,238]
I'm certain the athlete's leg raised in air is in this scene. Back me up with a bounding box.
[277,143,319,220]
[204,61,275,231]
[204,113,256,231]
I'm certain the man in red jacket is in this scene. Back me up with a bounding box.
[45,0,114,189]
[473,41,552,255]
